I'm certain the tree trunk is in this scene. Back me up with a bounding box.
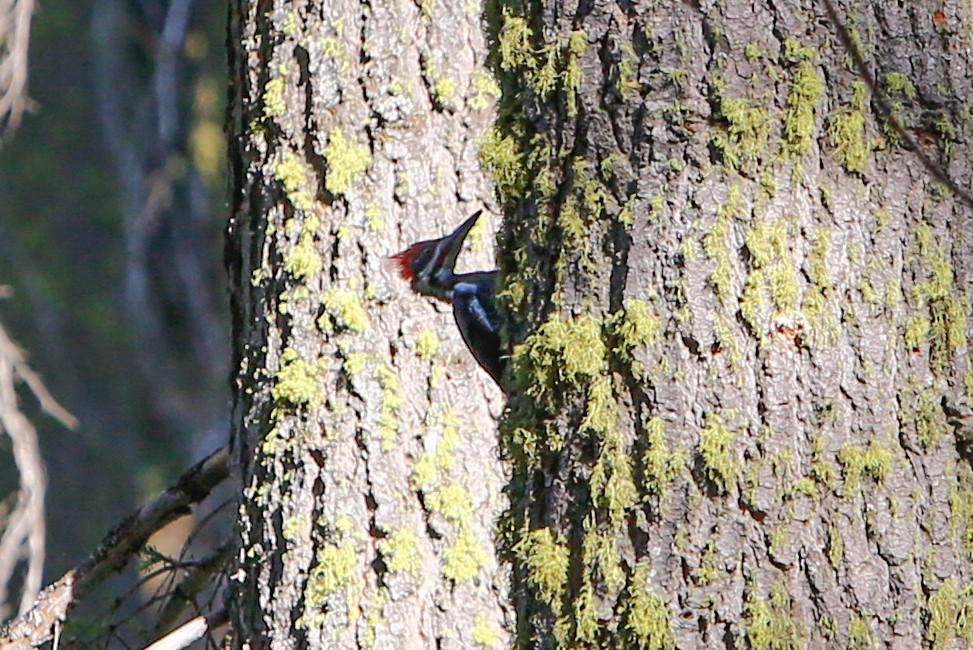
[225,0,509,647]
[489,0,973,648]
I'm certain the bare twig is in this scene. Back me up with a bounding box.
[143,609,227,650]
[155,540,233,632]
[0,446,229,648]
[0,0,36,136]
[0,318,75,619]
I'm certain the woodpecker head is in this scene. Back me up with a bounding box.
[390,210,482,300]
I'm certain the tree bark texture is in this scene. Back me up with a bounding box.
[489,0,973,647]
[226,1,509,647]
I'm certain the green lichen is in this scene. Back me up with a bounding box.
[479,127,527,200]
[263,77,286,119]
[885,72,916,99]
[428,482,473,522]
[829,81,871,173]
[781,45,825,159]
[324,127,371,195]
[515,527,569,609]
[836,440,894,494]
[565,31,587,117]
[641,417,684,496]
[343,352,368,376]
[904,315,931,350]
[827,525,844,567]
[703,216,733,301]
[909,225,968,372]
[626,562,674,650]
[848,617,874,650]
[443,527,488,582]
[469,70,502,111]
[284,231,322,279]
[928,578,973,647]
[415,329,440,360]
[321,287,370,332]
[699,415,738,493]
[381,529,423,576]
[744,581,807,650]
[375,364,403,451]
[272,348,320,406]
[434,77,458,107]
[472,613,499,647]
[712,88,773,174]
[513,313,607,396]
[274,151,315,211]
[803,228,838,345]
[914,390,946,447]
[610,299,661,361]
[304,541,357,610]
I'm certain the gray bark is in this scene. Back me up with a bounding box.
[226,0,510,648]
[491,0,973,648]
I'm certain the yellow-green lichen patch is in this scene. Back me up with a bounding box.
[274,151,315,211]
[415,329,440,360]
[428,482,473,522]
[948,465,973,557]
[479,126,527,201]
[588,411,638,524]
[272,348,320,406]
[913,390,947,447]
[908,224,968,372]
[380,529,423,576]
[516,527,569,610]
[284,231,322,279]
[884,72,917,98]
[848,616,874,650]
[803,228,839,345]
[711,83,774,175]
[303,540,357,620]
[740,218,801,336]
[827,525,844,567]
[321,287,370,332]
[641,417,685,497]
[829,81,871,174]
[928,578,973,647]
[513,313,607,396]
[609,299,661,374]
[626,562,674,650]
[375,364,403,451]
[836,440,894,494]
[472,613,499,647]
[324,127,371,195]
[565,31,587,117]
[703,215,734,302]
[698,414,739,493]
[743,581,807,650]
[781,41,825,160]
[343,352,368,376]
[263,77,286,119]
[443,527,488,582]
[469,70,501,112]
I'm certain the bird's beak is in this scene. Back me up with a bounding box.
[436,210,482,271]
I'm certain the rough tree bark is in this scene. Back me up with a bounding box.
[226,0,509,648]
[489,0,973,648]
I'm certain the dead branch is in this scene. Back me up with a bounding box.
[143,608,227,650]
[0,0,35,136]
[0,318,76,619]
[0,445,229,649]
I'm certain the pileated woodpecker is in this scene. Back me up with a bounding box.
[391,211,505,388]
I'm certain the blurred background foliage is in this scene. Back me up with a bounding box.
[0,0,228,583]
